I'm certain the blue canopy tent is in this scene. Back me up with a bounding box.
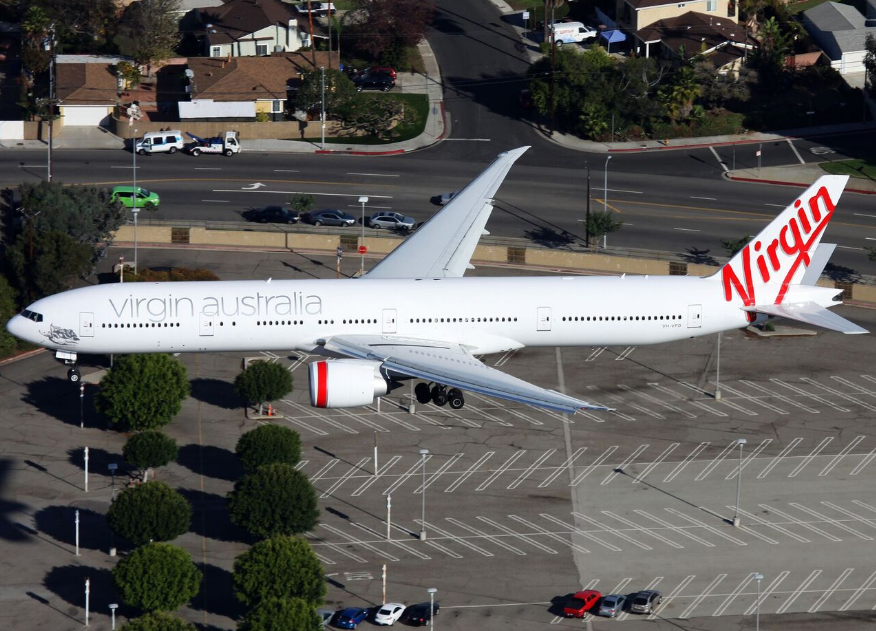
[600,29,627,54]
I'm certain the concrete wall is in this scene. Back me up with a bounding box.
[0,121,24,140]
[112,118,347,139]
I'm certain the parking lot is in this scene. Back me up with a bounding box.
[2,247,876,630]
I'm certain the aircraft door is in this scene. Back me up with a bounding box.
[199,314,214,336]
[687,304,702,328]
[537,307,552,331]
[79,312,94,337]
[382,309,397,334]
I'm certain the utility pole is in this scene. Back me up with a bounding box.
[585,167,591,248]
[320,66,326,150]
[548,2,556,136]
[306,0,317,69]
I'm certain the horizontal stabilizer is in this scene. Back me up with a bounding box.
[743,302,868,334]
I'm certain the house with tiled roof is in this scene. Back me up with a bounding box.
[55,62,120,126]
[187,0,309,58]
[802,2,876,74]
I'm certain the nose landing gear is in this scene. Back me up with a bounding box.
[56,351,81,383]
[67,367,81,383]
[414,382,466,409]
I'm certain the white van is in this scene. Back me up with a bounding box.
[135,130,185,155]
[550,22,597,45]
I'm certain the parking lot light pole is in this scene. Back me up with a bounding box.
[320,66,326,150]
[419,448,429,541]
[132,128,139,274]
[754,573,763,631]
[427,587,437,629]
[733,438,747,527]
[603,155,612,248]
[358,196,368,276]
[109,603,118,631]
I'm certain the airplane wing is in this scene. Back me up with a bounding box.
[364,147,530,279]
[322,334,610,414]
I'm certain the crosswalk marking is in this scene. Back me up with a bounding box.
[664,443,709,482]
[819,436,865,476]
[680,574,726,618]
[476,451,527,491]
[757,437,803,478]
[788,437,833,477]
[777,570,822,614]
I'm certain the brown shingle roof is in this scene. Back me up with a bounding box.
[56,63,118,105]
[199,0,299,45]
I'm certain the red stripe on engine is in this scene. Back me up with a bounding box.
[316,361,328,408]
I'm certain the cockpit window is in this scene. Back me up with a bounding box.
[21,309,43,322]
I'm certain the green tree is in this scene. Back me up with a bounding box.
[233,361,293,415]
[723,235,753,257]
[0,275,20,357]
[113,543,202,612]
[294,68,357,114]
[233,536,326,608]
[107,481,192,546]
[239,597,323,631]
[341,96,404,139]
[346,0,433,60]
[120,612,197,631]
[6,230,93,301]
[118,61,142,89]
[236,424,302,471]
[228,464,319,538]
[18,181,125,247]
[123,431,179,478]
[95,354,190,430]
[115,0,181,70]
[587,210,623,248]
[750,16,790,86]
[288,195,315,215]
[659,66,700,121]
[865,35,876,99]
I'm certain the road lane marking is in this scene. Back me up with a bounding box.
[744,571,789,615]
[570,512,652,550]
[787,139,806,165]
[416,520,494,556]
[695,440,739,481]
[777,570,822,614]
[632,443,679,483]
[603,444,649,484]
[788,437,833,477]
[445,518,526,555]
[570,446,617,486]
[601,511,684,549]
[680,574,727,618]
[690,197,716,201]
[738,380,818,413]
[664,442,709,482]
[212,188,393,198]
[347,172,400,177]
[840,569,876,610]
[351,456,401,497]
[320,458,371,498]
[725,439,772,479]
[709,146,729,172]
[819,435,865,476]
[734,507,810,543]
[674,227,701,232]
[771,378,849,412]
[758,504,842,541]
[475,516,559,554]
[655,575,696,619]
[507,515,591,554]
[508,449,555,489]
[634,510,715,547]
[446,452,494,492]
[758,437,804,478]
[477,451,527,491]
[713,573,756,616]
[790,504,872,540]
[539,448,586,487]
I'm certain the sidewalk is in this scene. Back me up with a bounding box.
[726,162,876,194]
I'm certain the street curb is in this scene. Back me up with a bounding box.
[0,347,47,366]
[727,175,876,195]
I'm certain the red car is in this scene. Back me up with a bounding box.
[563,590,601,618]
[363,65,397,80]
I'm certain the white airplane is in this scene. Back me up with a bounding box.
[6,147,866,414]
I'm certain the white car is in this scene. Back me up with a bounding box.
[438,191,457,206]
[374,603,406,625]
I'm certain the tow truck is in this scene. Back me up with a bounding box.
[185,131,241,157]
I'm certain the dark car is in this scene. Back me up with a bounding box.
[333,607,367,629]
[242,205,298,224]
[353,72,395,92]
[403,602,439,626]
[563,590,601,618]
[362,65,397,80]
[308,209,356,227]
[630,590,662,614]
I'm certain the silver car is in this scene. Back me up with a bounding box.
[369,211,415,230]
[630,590,662,614]
[597,594,626,617]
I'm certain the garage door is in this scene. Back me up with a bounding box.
[62,106,110,126]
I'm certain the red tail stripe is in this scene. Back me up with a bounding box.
[316,361,328,408]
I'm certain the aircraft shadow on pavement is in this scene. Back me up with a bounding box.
[176,444,243,482]
[549,594,575,617]
[0,459,30,542]
[824,262,861,284]
[177,488,252,544]
[495,200,586,245]
[614,469,727,523]
[680,247,720,267]
[189,562,243,620]
[524,225,576,247]
[25,376,100,429]
[189,377,245,411]
[33,505,121,553]
[43,564,118,616]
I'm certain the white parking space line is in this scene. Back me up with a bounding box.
[445,518,527,555]
[851,448,876,476]
[689,198,715,202]
[350,523,432,560]
[416,520,495,557]
[744,571,790,615]
[585,347,606,361]
[539,448,587,488]
[652,383,725,417]
[820,436,866,476]
[295,460,309,471]
[623,384,696,418]
[787,139,806,165]
[759,504,842,541]
[612,577,638,620]
[801,377,876,411]
[714,382,787,415]
[288,353,312,371]
[586,387,636,421]
[351,456,401,497]
[713,573,756,616]
[664,443,709,482]
[777,570,822,614]
[570,512,652,550]
[719,507,780,544]
[312,535,368,563]
[320,458,371,498]
[384,455,434,495]
[468,393,544,425]
[794,503,872,540]
[634,510,715,547]
[709,146,729,172]
[201,199,229,202]
[493,349,518,366]
[507,515,591,554]
[539,513,622,551]
[570,446,618,486]
[735,507,810,543]
[273,169,300,172]
[655,575,696,619]
[416,453,463,493]
[788,437,833,477]
[339,406,412,432]
[476,451,528,491]
[757,437,804,479]
[664,508,747,546]
[602,511,684,549]
[311,460,339,481]
[821,502,876,531]
[446,452,494,493]
[632,443,679,483]
[772,378,850,412]
[423,538,464,559]
[725,439,772,479]
[695,440,739,481]
[840,569,876,610]
[282,415,329,436]
[364,403,422,432]
[615,346,636,360]
[603,444,649,485]
[319,524,400,562]
[832,376,876,398]
[194,167,222,170]
[475,516,559,554]
[603,390,662,419]
[465,403,514,427]
[739,380,819,413]
[282,400,360,434]
[680,574,727,618]
[852,499,876,520]
[508,449,555,489]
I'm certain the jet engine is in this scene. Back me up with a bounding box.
[309,359,389,408]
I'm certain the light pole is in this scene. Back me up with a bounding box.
[733,438,747,527]
[132,128,139,274]
[320,66,326,150]
[715,332,722,400]
[109,603,118,631]
[603,155,612,248]
[358,196,368,276]
[419,448,429,541]
[427,587,437,629]
[754,573,763,631]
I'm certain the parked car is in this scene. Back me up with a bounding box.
[308,209,356,227]
[333,607,367,629]
[369,211,415,230]
[403,602,439,626]
[362,65,397,80]
[316,608,335,627]
[242,205,299,224]
[597,594,626,618]
[563,590,601,618]
[374,603,405,626]
[110,186,160,209]
[435,191,457,206]
[630,590,662,614]
[353,72,395,92]
[519,88,534,109]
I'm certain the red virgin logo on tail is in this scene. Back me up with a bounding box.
[722,185,836,307]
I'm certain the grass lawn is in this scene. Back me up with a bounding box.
[820,159,876,180]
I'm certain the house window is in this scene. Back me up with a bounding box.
[210,46,222,57]
[256,44,268,56]
[677,3,685,6]
[272,100,282,113]
[706,0,717,10]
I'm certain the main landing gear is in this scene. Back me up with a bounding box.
[415,382,465,409]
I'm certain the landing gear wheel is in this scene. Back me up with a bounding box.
[67,368,81,383]
[447,388,465,409]
[431,385,448,406]
[415,382,432,404]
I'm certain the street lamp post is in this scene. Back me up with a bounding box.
[320,66,326,150]
[109,603,118,631]
[358,196,368,276]
[733,438,747,527]
[132,128,139,274]
[427,587,437,630]
[419,448,429,541]
[754,573,763,631]
[603,155,612,248]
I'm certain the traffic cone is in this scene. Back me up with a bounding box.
[267,405,274,417]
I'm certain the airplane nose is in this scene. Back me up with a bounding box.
[6,315,31,343]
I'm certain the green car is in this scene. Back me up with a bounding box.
[111,186,160,209]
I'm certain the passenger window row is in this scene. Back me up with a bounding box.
[561,315,683,322]
[102,322,180,328]
[342,319,375,324]
[256,320,303,326]
[408,317,519,324]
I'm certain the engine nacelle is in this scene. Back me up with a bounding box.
[309,359,389,408]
